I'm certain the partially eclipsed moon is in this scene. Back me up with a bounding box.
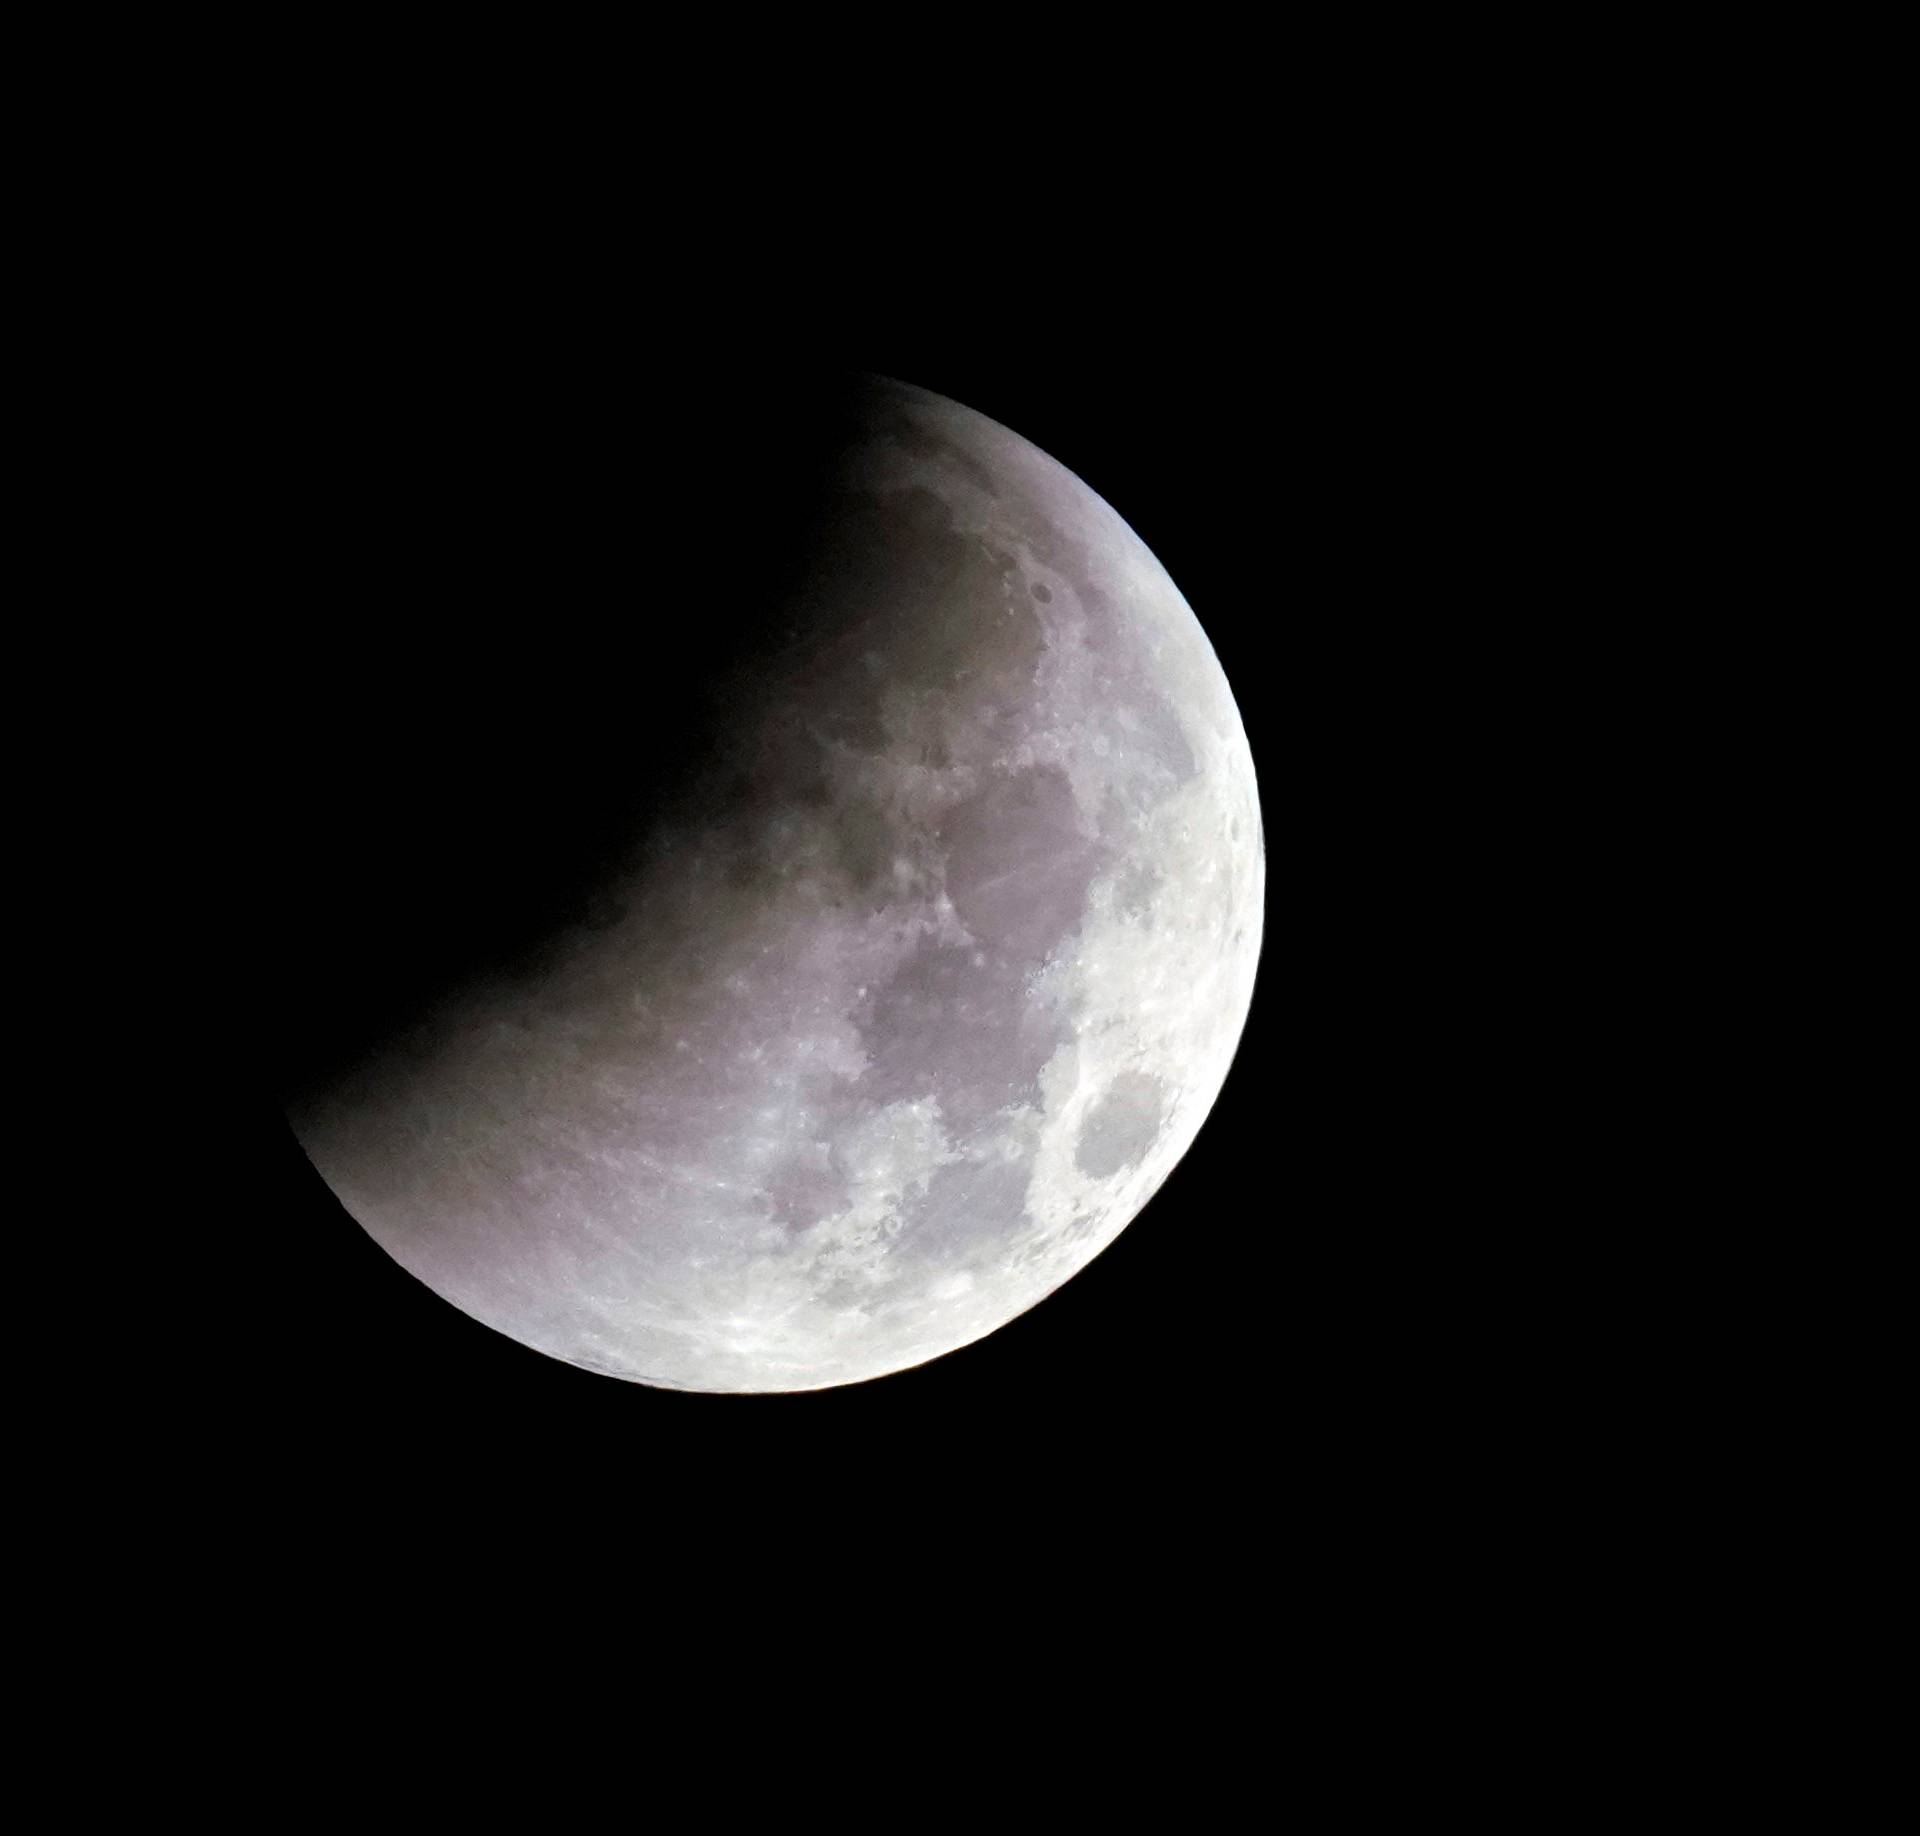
[289,376,1263,1392]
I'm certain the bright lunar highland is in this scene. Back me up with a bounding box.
[289,377,1263,1391]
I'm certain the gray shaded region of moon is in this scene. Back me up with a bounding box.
[290,377,1264,1392]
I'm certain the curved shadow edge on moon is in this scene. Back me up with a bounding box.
[287,376,1264,1393]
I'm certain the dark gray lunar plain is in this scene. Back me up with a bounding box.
[290,377,1263,1391]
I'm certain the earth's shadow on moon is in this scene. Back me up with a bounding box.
[265,371,896,1106]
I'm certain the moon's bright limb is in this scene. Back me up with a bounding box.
[289,377,1263,1391]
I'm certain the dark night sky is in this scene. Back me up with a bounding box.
[118,65,1684,1748]
[159,208,1611,1712]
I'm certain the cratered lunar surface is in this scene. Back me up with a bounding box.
[289,376,1262,1391]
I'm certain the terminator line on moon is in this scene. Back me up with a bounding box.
[290,376,1263,1392]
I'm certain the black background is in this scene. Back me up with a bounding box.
[97,55,1742,1765]
[150,161,1660,1739]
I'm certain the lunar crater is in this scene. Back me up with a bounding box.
[1074,1071,1172,1181]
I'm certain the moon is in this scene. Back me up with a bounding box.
[287,376,1262,1392]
